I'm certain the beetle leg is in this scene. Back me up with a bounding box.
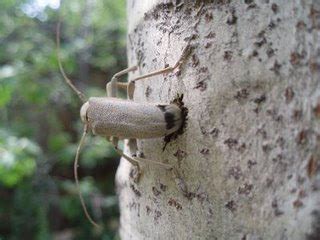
[116,82,128,90]
[111,44,192,99]
[106,66,137,97]
[114,146,173,170]
[126,44,192,100]
[110,136,119,147]
[109,137,173,170]
[131,43,192,83]
[109,136,141,171]
[127,81,135,100]
[113,140,188,196]
[113,82,135,100]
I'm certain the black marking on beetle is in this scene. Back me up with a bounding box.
[164,111,176,130]
[157,105,166,112]
[157,104,179,130]
[163,94,188,151]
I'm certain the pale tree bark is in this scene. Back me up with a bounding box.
[116,1,320,239]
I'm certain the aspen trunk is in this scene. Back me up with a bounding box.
[116,1,320,239]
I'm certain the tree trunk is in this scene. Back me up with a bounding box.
[116,1,320,239]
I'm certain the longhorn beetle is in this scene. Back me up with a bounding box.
[56,22,191,228]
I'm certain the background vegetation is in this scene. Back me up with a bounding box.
[0,0,126,239]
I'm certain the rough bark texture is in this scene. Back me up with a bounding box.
[116,1,320,239]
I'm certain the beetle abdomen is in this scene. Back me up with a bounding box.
[86,97,182,139]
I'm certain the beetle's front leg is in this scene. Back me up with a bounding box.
[109,137,173,169]
[125,43,192,99]
[110,136,140,168]
[106,66,137,97]
[108,136,141,182]
[131,43,192,83]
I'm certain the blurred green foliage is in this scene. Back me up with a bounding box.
[0,130,38,187]
[0,0,126,239]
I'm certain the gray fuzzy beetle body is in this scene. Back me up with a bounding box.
[81,97,182,139]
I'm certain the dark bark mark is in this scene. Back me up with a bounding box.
[210,127,220,137]
[154,210,162,222]
[159,183,167,192]
[266,108,283,122]
[194,79,207,91]
[205,31,216,39]
[298,189,307,198]
[130,184,141,197]
[247,160,257,169]
[254,31,267,48]
[191,54,200,67]
[205,42,213,48]
[292,109,302,121]
[257,127,267,139]
[313,102,320,118]
[174,149,187,162]
[290,52,304,65]
[297,175,306,185]
[237,143,246,153]
[270,60,281,74]
[196,191,208,203]
[285,87,294,104]
[205,12,213,22]
[266,47,275,57]
[200,148,210,155]
[224,138,238,148]
[306,155,318,179]
[306,210,320,240]
[234,88,250,101]
[309,60,320,73]
[268,20,276,29]
[168,198,182,210]
[271,3,278,14]
[238,183,253,195]
[296,21,307,30]
[226,8,237,25]
[146,205,151,215]
[145,86,152,97]
[228,166,242,180]
[225,200,237,212]
[152,186,161,196]
[293,199,303,208]
[266,178,273,188]
[309,5,320,29]
[253,94,266,104]
[271,199,284,216]
[296,129,308,145]
[262,142,272,153]
[223,51,233,61]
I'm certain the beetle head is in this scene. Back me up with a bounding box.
[80,101,89,123]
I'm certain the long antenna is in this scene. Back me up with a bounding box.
[74,125,101,228]
[56,21,87,103]
[57,20,99,227]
